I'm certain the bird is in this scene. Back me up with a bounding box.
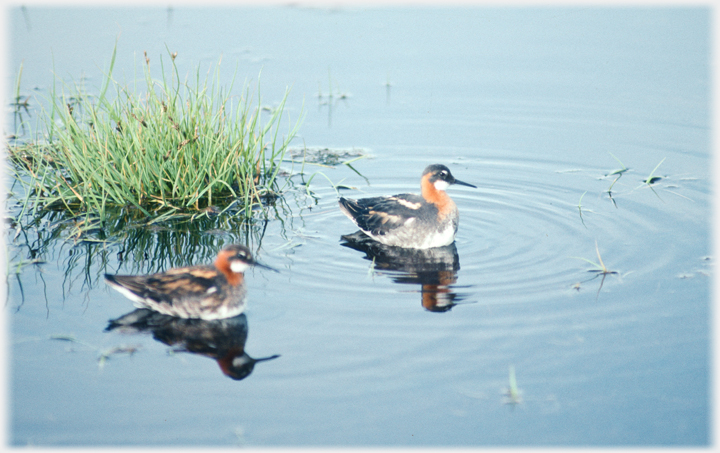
[338,164,476,249]
[104,244,274,320]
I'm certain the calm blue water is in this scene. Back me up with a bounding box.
[6,6,711,446]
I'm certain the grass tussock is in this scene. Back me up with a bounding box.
[8,46,302,223]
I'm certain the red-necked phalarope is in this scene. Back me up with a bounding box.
[339,164,476,249]
[104,244,274,320]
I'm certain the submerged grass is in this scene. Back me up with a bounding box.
[8,47,302,228]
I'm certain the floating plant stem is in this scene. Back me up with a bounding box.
[504,365,522,405]
[606,152,629,177]
[572,240,615,274]
[367,256,377,279]
[577,191,589,228]
[594,240,608,273]
[571,240,619,300]
[97,345,142,370]
[643,157,666,185]
[303,171,345,197]
[342,155,370,185]
[635,157,666,201]
[603,153,629,208]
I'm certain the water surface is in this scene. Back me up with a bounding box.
[7,6,711,446]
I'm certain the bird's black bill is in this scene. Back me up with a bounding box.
[254,261,280,273]
[453,179,477,188]
[255,354,281,363]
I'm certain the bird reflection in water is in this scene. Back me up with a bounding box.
[340,231,467,312]
[106,310,279,380]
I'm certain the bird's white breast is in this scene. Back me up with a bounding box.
[420,221,457,249]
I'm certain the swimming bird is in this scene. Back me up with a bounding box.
[338,164,476,249]
[104,244,274,320]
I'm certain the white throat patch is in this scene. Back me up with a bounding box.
[230,261,250,273]
[433,180,450,191]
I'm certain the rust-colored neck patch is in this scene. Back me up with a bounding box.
[421,173,453,218]
[217,348,245,378]
[215,250,244,286]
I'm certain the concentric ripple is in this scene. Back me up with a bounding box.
[273,147,708,309]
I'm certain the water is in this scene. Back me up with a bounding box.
[6,6,711,446]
